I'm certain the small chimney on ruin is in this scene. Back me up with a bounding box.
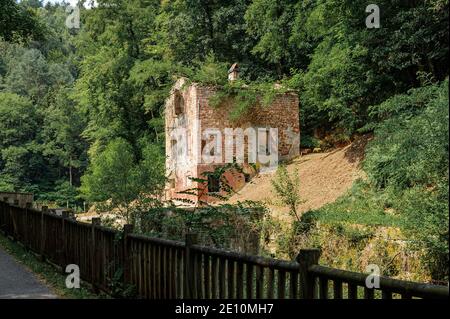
[228,62,239,81]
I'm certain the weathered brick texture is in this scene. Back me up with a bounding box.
[165,78,299,204]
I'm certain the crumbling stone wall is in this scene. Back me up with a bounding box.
[165,78,300,204]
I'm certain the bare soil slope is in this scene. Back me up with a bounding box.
[227,135,370,221]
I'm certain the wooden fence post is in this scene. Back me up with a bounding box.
[184,233,198,299]
[24,202,32,250]
[91,217,101,292]
[297,248,321,299]
[0,200,5,235]
[60,211,70,273]
[2,198,9,236]
[123,224,134,287]
[39,206,48,261]
[10,201,18,241]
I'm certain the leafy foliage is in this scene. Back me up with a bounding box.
[0,0,448,280]
[0,0,45,42]
[139,200,268,251]
[309,80,449,281]
[364,80,448,190]
[80,138,166,223]
[207,80,286,121]
[292,0,449,136]
[364,80,449,280]
[271,165,303,222]
[0,92,38,190]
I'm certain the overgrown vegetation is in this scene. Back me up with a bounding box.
[142,164,270,252]
[303,181,405,228]
[303,81,449,281]
[363,80,449,281]
[271,165,303,222]
[208,79,287,122]
[138,201,268,252]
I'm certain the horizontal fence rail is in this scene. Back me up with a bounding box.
[308,265,449,299]
[0,199,448,299]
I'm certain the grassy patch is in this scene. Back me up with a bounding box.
[304,180,406,228]
[0,233,108,299]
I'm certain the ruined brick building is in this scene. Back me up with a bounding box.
[165,64,299,204]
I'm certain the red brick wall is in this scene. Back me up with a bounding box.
[196,86,300,161]
[165,80,299,204]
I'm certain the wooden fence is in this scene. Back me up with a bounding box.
[0,199,448,299]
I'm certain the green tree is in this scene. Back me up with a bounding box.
[0,92,38,191]
[291,0,448,136]
[73,0,164,156]
[156,0,270,80]
[41,87,87,187]
[80,138,165,223]
[245,0,314,77]
[0,0,45,42]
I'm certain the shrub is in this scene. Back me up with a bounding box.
[300,134,319,149]
[363,80,449,280]
[271,165,303,222]
[364,80,449,190]
[303,80,449,281]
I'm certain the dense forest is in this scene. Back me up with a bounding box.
[0,0,448,280]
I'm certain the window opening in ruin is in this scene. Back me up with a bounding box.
[258,128,270,155]
[174,90,184,115]
[265,128,271,155]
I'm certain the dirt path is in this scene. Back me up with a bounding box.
[0,246,57,299]
[227,136,369,221]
